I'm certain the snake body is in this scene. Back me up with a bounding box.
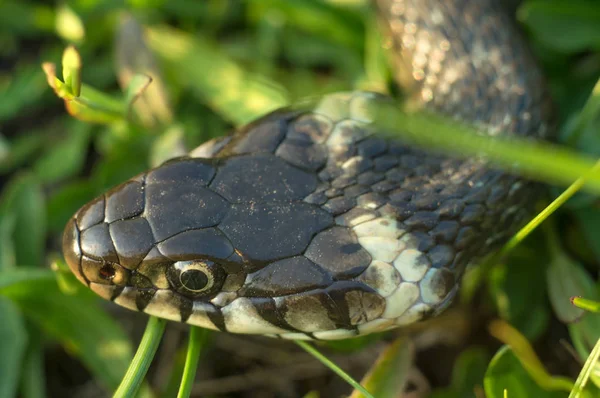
[62,0,552,340]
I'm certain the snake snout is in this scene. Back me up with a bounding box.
[63,192,135,287]
[62,218,86,285]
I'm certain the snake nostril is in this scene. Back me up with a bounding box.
[99,264,116,281]
[97,263,129,285]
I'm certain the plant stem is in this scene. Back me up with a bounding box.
[295,340,374,398]
[177,327,209,398]
[113,317,166,398]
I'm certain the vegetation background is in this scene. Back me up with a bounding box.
[1,0,600,397]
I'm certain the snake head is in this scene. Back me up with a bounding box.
[61,151,374,336]
[62,156,246,323]
[62,99,468,339]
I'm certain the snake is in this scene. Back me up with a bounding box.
[62,0,553,340]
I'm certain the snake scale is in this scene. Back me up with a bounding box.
[62,0,553,340]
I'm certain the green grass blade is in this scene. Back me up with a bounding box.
[177,327,210,398]
[113,317,166,398]
[501,159,600,256]
[295,340,374,398]
[367,100,600,194]
[569,338,600,398]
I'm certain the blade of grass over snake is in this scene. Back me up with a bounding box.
[569,338,600,398]
[113,317,166,398]
[366,101,600,194]
[177,327,210,398]
[294,341,374,398]
[500,159,600,256]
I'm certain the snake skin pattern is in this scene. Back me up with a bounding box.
[62,0,553,340]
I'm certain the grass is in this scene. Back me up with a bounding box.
[1,0,600,397]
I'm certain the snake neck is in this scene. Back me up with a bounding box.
[374,0,553,138]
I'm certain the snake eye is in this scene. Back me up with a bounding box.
[180,269,209,292]
[166,260,225,297]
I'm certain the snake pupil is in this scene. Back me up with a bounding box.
[180,269,209,292]
[99,264,116,280]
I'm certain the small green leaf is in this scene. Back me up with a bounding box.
[61,45,82,97]
[484,346,567,398]
[65,85,125,124]
[546,251,595,323]
[42,62,73,99]
[43,47,126,124]
[350,336,413,398]
[0,297,27,398]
